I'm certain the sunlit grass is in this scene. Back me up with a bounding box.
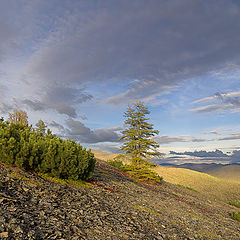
[153,166,240,202]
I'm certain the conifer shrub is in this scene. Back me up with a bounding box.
[107,159,163,183]
[0,119,95,180]
[232,211,240,221]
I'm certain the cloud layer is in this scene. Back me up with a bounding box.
[169,149,240,164]
[1,0,240,110]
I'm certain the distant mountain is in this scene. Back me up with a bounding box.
[171,163,224,172]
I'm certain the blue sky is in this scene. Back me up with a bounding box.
[0,0,240,164]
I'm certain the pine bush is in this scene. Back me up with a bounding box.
[0,120,95,180]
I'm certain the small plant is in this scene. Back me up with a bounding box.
[228,201,240,208]
[122,164,163,183]
[107,159,125,171]
[177,184,199,193]
[107,159,163,184]
[232,211,240,221]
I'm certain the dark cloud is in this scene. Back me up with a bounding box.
[215,92,240,107]
[153,135,207,144]
[48,120,65,132]
[63,118,122,143]
[169,149,240,164]
[231,150,240,163]
[21,99,45,111]
[170,149,228,158]
[21,86,93,117]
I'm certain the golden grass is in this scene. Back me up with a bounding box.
[153,166,240,202]
[90,149,119,161]
[207,165,240,182]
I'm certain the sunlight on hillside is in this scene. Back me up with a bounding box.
[154,166,240,202]
[207,165,240,182]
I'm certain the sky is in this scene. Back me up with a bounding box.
[0,0,240,164]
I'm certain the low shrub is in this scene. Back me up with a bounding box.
[228,201,240,208]
[107,159,125,171]
[232,211,240,221]
[0,120,96,181]
[107,159,163,183]
[123,164,163,183]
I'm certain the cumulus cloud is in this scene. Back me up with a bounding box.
[53,118,123,144]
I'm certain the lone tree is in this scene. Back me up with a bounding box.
[119,101,160,165]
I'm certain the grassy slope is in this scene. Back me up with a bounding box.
[153,165,240,202]
[206,165,240,182]
[91,150,240,202]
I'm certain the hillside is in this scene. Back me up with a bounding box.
[153,166,240,202]
[170,163,224,172]
[1,160,240,240]
[92,150,240,202]
[207,165,240,182]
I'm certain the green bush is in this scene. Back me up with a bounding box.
[232,211,240,221]
[107,159,163,183]
[123,164,163,183]
[107,159,125,171]
[0,120,95,180]
[228,201,240,208]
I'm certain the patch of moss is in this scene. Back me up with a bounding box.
[228,201,240,208]
[133,204,161,216]
[38,173,92,188]
[10,172,41,186]
[186,212,211,224]
[232,211,240,221]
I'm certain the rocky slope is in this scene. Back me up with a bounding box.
[0,160,239,240]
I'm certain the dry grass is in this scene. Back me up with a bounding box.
[153,166,240,202]
[207,165,240,182]
[90,149,119,161]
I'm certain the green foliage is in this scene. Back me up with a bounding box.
[228,201,240,208]
[107,159,125,171]
[119,101,161,165]
[107,159,163,183]
[232,211,240,221]
[0,118,96,181]
[38,173,92,188]
[122,164,163,183]
[35,120,47,136]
